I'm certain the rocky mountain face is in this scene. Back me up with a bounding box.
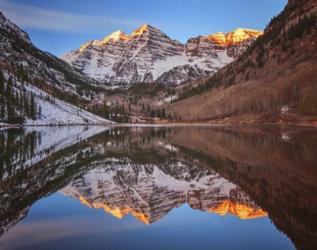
[186,28,262,59]
[63,159,266,224]
[62,25,262,86]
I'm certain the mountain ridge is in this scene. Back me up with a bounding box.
[61,25,262,86]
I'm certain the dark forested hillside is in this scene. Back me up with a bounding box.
[0,11,102,99]
[0,12,114,124]
[169,0,317,124]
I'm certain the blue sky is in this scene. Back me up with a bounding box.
[0,0,287,56]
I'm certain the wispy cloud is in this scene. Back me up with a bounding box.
[0,0,143,33]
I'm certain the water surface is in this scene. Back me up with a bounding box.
[0,125,316,250]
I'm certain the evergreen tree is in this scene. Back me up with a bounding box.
[0,71,4,93]
[146,104,151,114]
[0,102,5,120]
[24,93,30,117]
[161,109,166,119]
[30,93,36,120]
[6,77,13,98]
[38,105,42,119]
[7,101,14,123]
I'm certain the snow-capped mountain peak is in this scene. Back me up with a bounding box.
[78,30,129,52]
[103,30,129,42]
[131,23,151,36]
[210,28,263,46]
[61,25,262,86]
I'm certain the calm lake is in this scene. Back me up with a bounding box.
[0,125,316,250]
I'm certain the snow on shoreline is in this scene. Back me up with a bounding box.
[22,83,115,126]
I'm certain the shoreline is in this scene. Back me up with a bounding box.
[1,121,317,129]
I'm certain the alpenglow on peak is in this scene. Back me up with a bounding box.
[61,25,262,86]
[205,28,263,46]
[102,30,129,43]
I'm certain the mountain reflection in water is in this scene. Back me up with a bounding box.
[0,125,316,250]
[62,160,267,224]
